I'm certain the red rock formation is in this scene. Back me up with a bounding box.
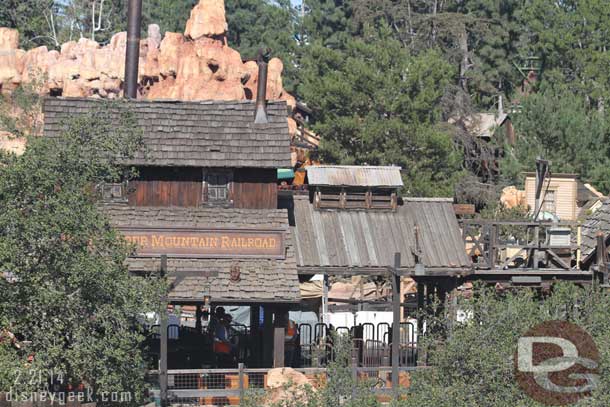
[0,0,294,107]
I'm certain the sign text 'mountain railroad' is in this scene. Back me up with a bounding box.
[120,228,285,259]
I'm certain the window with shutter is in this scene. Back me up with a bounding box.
[204,170,232,204]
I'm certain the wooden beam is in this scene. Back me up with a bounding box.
[159,255,169,407]
[273,328,285,367]
[391,252,401,397]
[596,232,608,284]
[263,306,274,367]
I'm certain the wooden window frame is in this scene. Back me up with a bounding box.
[202,169,233,206]
[98,182,128,203]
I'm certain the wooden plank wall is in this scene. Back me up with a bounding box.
[127,167,278,209]
[233,168,277,209]
[128,167,203,207]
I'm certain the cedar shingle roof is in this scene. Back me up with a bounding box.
[43,97,291,168]
[103,204,300,303]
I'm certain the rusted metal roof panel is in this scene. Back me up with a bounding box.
[292,196,471,272]
[306,166,403,187]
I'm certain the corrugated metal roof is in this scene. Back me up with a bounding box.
[292,196,471,273]
[306,166,403,188]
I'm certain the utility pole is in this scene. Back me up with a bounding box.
[533,157,549,270]
[534,157,550,219]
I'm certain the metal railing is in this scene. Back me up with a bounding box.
[297,322,417,368]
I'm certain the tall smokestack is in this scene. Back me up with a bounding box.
[124,0,143,99]
[254,49,270,124]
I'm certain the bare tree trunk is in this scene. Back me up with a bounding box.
[91,0,107,42]
[431,0,438,43]
[458,21,469,92]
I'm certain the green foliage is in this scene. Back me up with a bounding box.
[520,0,610,105]
[299,0,353,48]
[143,0,198,35]
[299,24,464,196]
[226,0,299,92]
[0,100,163,402]
[0,0,53,48]
[504,87,610,193]
[401,283,610,407]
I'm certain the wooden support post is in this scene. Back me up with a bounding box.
[196,304,203,334]
[416,281,425,367]
[391,252,401,397]
[159,255,169,407]
[322,275,329,324]
[274,306,289,368]
[416,282,425,335]
[251,306,261,332]
[263,306,274,367]
[596,232,608,285]
[274,328,285,367]
[238,363,245,403]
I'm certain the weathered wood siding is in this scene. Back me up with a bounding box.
[525,175,578,221]
[233,168,278,209]
[128,167,203,207]
[127,167,277,209]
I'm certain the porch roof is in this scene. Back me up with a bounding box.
[103,204,300,304]
[292,196,472,275]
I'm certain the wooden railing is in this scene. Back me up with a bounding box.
[461,220,582,272]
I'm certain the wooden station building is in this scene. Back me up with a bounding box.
[43,96,300,368]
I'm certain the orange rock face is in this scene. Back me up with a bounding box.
[0,0,294,107]
[0,28,19,50]
[184,0,228,40]
[500,186,527,209]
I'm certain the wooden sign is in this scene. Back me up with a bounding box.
[120,228,285,259]
[453,204,476,215]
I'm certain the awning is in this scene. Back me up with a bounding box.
[278,168,295,180]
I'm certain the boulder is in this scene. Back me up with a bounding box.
[0,132,26,156]
[265,368,315,406]
[244,58,296,109]
[0,50,21,90]
[60,41,78,60]
[500,186,526,209]
[157,32,185,77]
[110,32,127,51]
[185,0,228,40]
[20,47,52,83]
[0,28,19,50]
